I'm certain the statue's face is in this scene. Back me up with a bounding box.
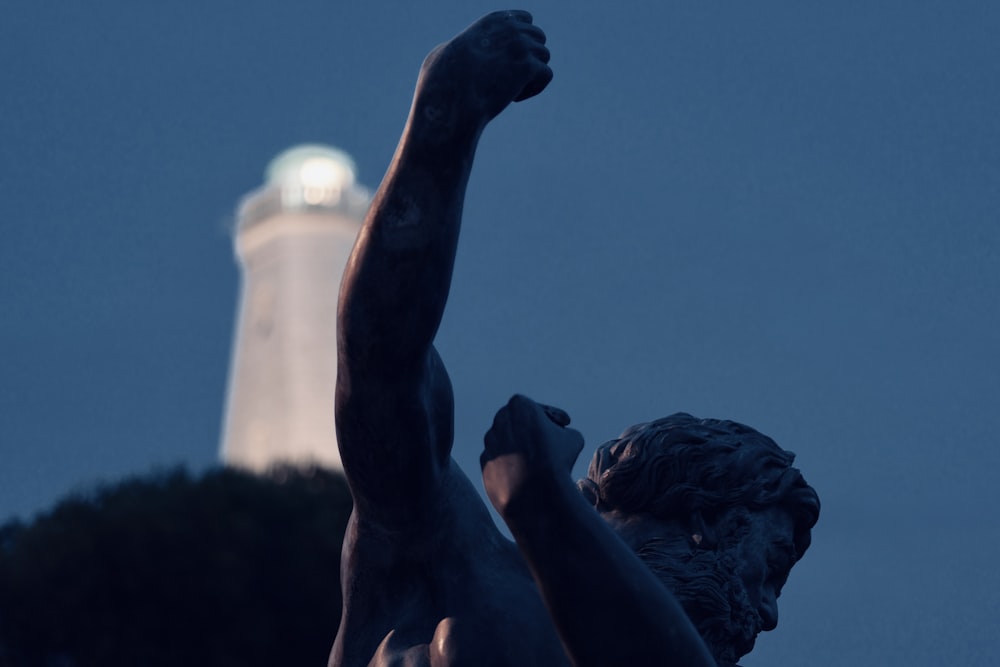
[734,507,797,633]
[600,505,798,662]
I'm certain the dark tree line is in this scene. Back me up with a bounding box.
[0,465,353,667]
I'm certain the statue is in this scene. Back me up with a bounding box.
[332,10,819,667]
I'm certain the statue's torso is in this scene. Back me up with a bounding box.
[332,464,569,667]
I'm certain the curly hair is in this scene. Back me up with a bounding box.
[579,413,820,560]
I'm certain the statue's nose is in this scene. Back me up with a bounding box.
[758,589,779,631]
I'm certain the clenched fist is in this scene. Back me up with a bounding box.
[418,10,552,132]
[481,395,584,518]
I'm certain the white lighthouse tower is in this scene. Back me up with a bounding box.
[220,144,370,472]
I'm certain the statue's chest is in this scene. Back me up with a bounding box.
[364,572,568,667]
[341,513,569,667]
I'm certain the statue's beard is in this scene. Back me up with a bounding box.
[637,539,761,667]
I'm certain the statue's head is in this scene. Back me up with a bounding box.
[579,413,820,666]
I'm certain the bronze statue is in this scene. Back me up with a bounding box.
[332,10,819,667]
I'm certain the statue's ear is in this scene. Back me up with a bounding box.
[688,511,716,548]
[577,479,600,508]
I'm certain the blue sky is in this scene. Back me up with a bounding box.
[1,2,998,664]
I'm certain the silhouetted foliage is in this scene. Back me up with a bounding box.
[0,465,352,667]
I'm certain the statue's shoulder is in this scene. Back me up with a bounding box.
[344,460,501,556]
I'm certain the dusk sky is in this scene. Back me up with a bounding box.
[1,2,998,665]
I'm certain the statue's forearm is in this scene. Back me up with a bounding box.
[340,10,553,367]
[502,477,715,667]
[339,67,484,373]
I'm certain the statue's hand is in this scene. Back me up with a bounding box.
[421,10,552,126]
[481,395,584,519]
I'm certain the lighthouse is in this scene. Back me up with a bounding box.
[220,144,370,473]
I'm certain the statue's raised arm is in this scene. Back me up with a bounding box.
[336,11,552,526]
